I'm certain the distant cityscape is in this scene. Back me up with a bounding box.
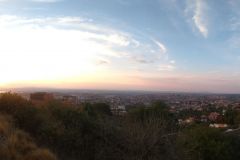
[1,88,238,130]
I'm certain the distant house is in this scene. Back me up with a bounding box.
[208,112,223,122]
[30,92,54,104]
[209,123,228,128]
[185,117,195,124]
[62,95,78,105]
[111,105,127,116]
[178,117,195,125]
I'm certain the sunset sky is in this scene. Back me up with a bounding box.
[0,0,240,93]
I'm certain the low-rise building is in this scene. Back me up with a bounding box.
[30,92,54,104]
[62,95,78,105]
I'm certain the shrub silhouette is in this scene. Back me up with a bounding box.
[0,93,30,115]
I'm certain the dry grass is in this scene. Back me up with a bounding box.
[0,114,57,160]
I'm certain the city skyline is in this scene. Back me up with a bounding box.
[0,0,240,93]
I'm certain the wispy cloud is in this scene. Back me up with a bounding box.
[130,56,153,64]
[185,0,209,38]
[154,40,167,54]
[127,38,172,69]
[228,35,240,49]
[0,15,135,50]
[31,0,61,3]
[158,64,175,71]
[0,0,62,2]
[0,14,173,84]
[0,14,133,82]
[96,58,110,65]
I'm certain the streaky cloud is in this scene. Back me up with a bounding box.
[185,0,208,38]
[0,0,62,2]
[31,0,61,3]
[154,40,167,54]
[0,14,174,85]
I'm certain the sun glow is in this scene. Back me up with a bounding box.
[0,15,179,90]
[0,15,124,85]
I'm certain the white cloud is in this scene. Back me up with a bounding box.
[0,15,134,49]
[186,0,208,38]
[154,40,167,54]
[31,0,61,3]
[127,39,170,66]
[0,14,171,84]
[158,64,175,71]
[0,14,137,82]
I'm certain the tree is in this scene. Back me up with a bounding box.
[177,125,240,160]
[0,93,30,115]
[224,109,240,127]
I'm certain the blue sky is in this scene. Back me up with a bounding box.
[0,0,240,93]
